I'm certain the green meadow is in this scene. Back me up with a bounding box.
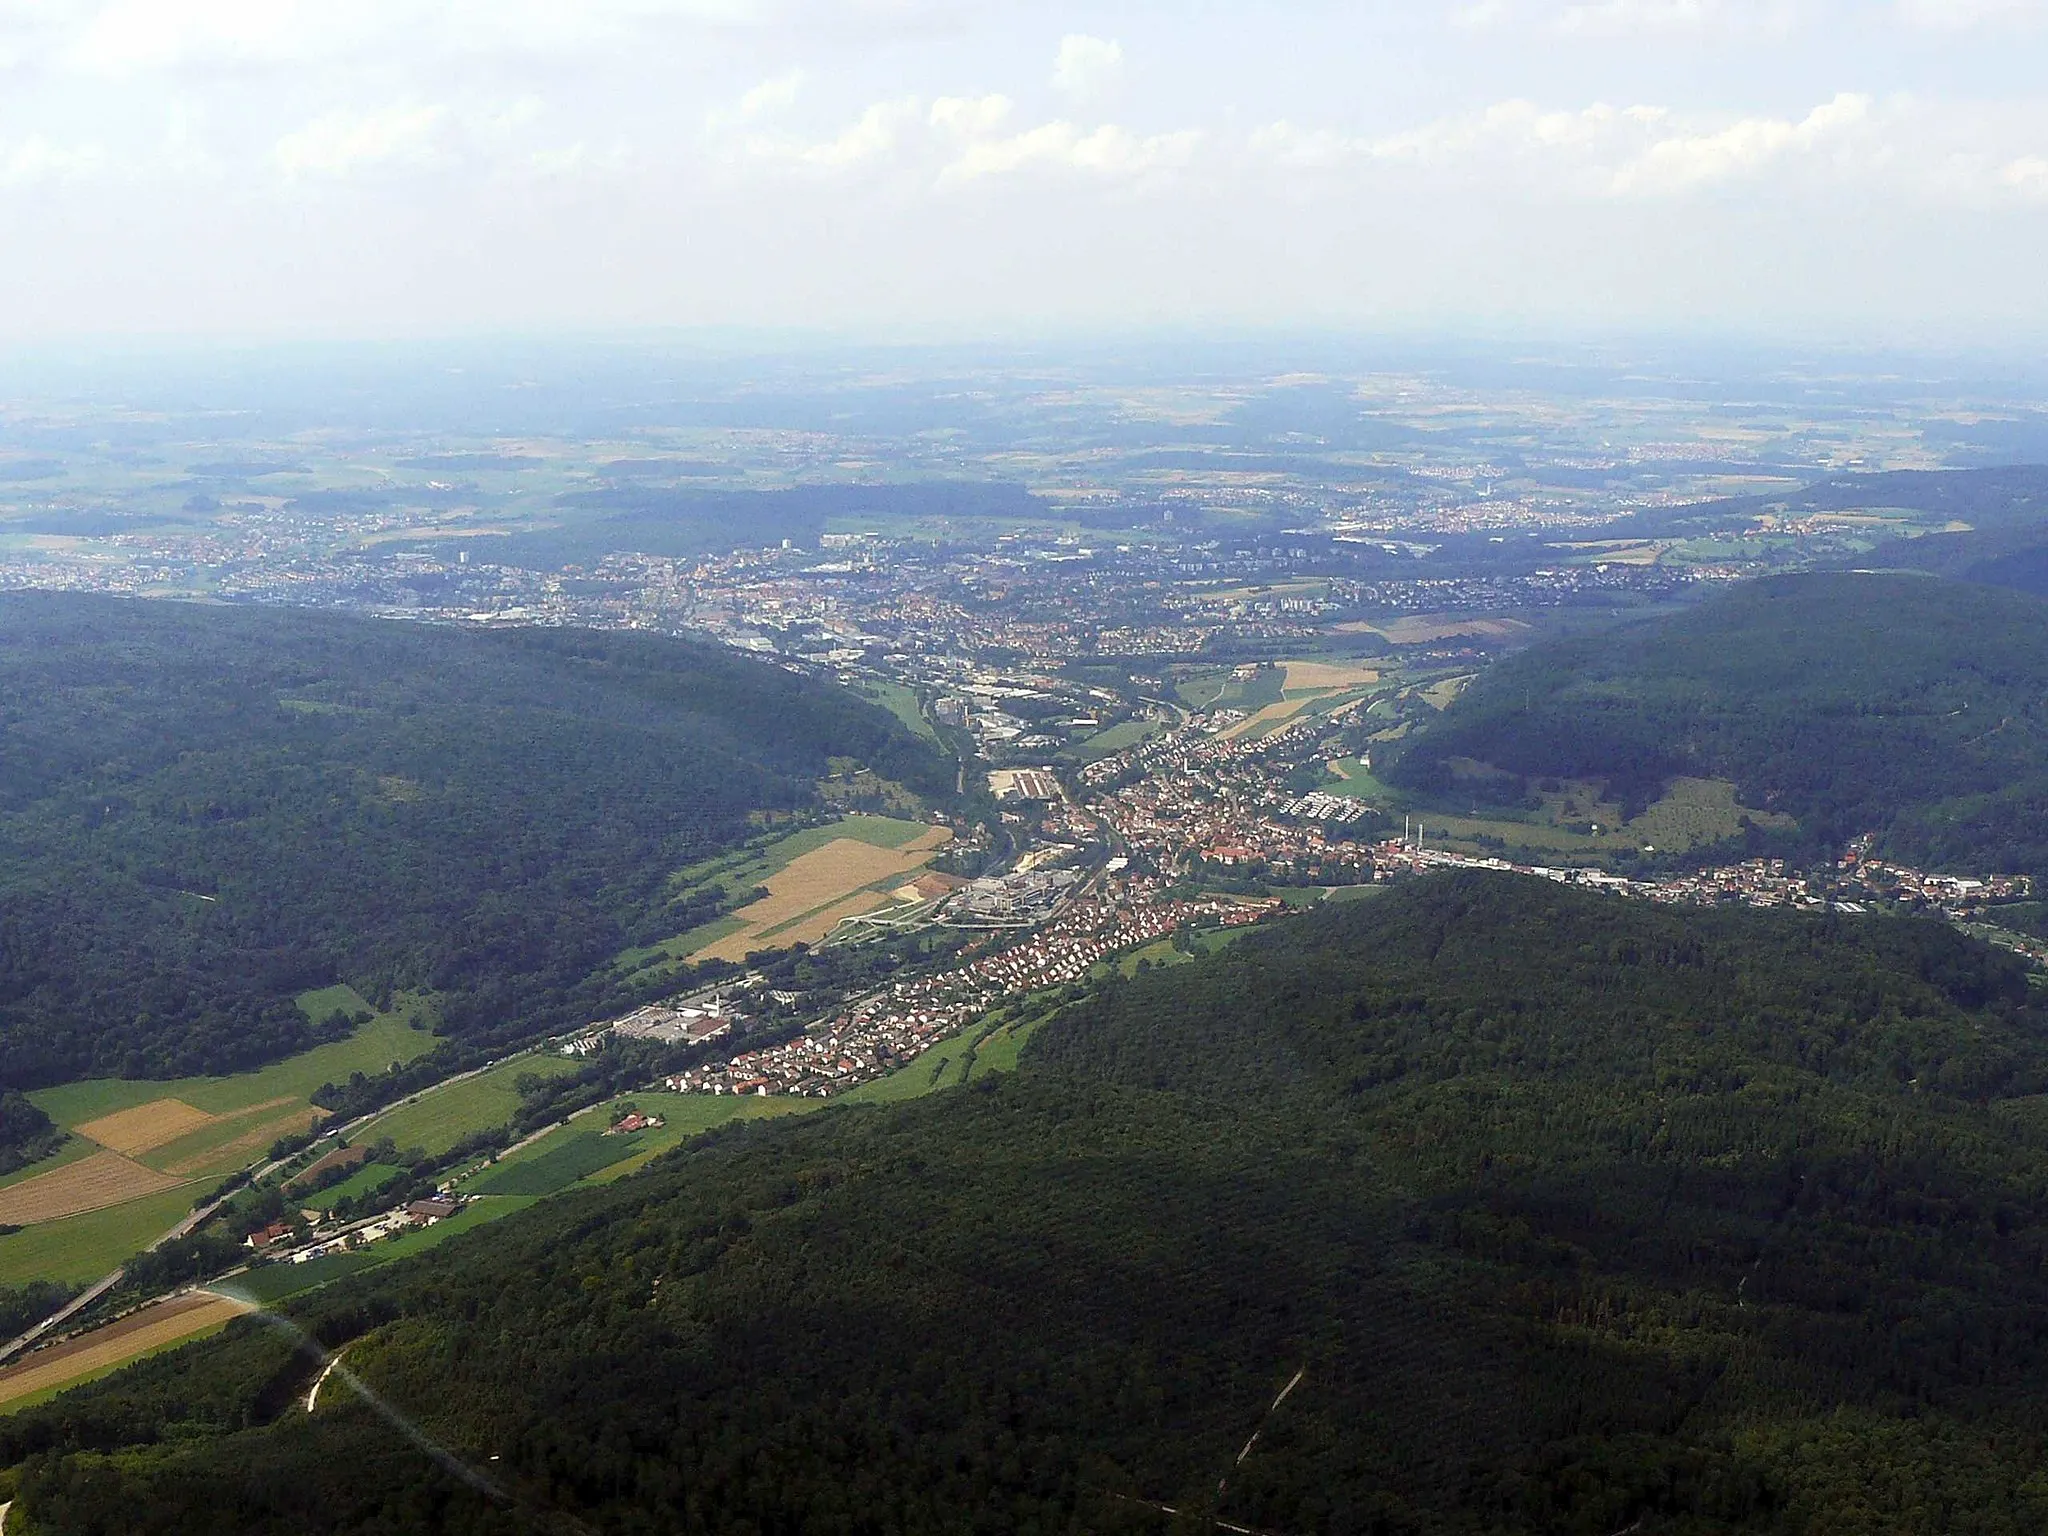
[30,990,438,1131]
[2,993,441,1291]
[355,1053,582,1159]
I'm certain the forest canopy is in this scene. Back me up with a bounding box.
[0,593,949,1088]
[1384,571,2048,873]
[11,874,2048,1534]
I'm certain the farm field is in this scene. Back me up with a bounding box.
[0,994,442,1291]
[1336,614,1532,644]
[0,1184,205,1288]
[839,1028,990,1105]
[0,1137,92,1195]
[1421,675,1473,709]
[356,1052,582,1159]
[30,990,438,1148]
[228,1250,380,1306]
[695,826,952,963]
[1175,670,1229,710]
[1111,938,1189,977]
[1279,660,1382,692]
[1321,758,1403,802]
[471,1093,814,1189]
[0,1152,182,1226]
[76,1099,216,1156]
[468,1131,643,1196]
[0,1290,252,1413]
[616,815,944,973]
[1221,660,1381,742]
[300,1162,402,1212]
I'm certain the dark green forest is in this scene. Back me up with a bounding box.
[0,594,949,1088]
[0,1092,60,1178]
[10,874,2048,1533]
[1385,571,2048,873]
[1855,525,2048,598]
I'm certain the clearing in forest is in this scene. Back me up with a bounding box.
[0,1151,183,1225]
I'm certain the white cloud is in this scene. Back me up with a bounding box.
[737,70,805,120]
[0,0,2042,340]
[942,119,1197,182]
[1250,92,1898,200]
[1358,99,1665,165]
[756,97,919,169]
[272,103,449,178]
[1609,91,1869,192]
[1051,33,1122,99]
[1247,121,1364,168]
[0,133,105,185]
[930,94,1013,136]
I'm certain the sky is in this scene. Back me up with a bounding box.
[0,0,2045,344]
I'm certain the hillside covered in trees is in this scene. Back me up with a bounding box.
[0,593,949,1088]
[1384,571,2048,873]
[1598,464,2048,542]
[10,874,2048,1533]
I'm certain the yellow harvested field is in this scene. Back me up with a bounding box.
[1281,661,1380,690]
[750,889,896,950]
[0,1151,185,1225]
[0,1291,252,1409]
[697,830,949,963]
[1222,697,1314,742]
[76,1098,217,1156]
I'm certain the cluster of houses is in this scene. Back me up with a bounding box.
[1372,840,2034,925]
[1084,707,1383,886]
[244,1195,465,1263]
[665,873,1276,1099]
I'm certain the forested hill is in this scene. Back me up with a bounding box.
[1600,463,2048,541]
[12,874,2048,1533]
[1383,570,2048,873]
[0,593,949,1087]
